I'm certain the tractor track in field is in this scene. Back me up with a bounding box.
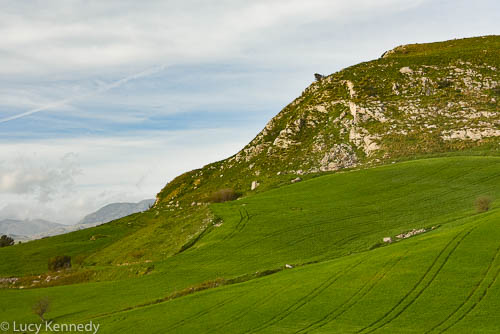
[222,208,251,241]
[275,231,366,254]
[425,242,500,333]
[165,293,242,332]
[242,259,366,334]
[233,211,379,251]
[441,266,500,333]
[238,208,252,232]
[434,244,500,333]
[88,288,241,326]
[205,286,286,334]
[357,226,476,334]
[294,252,407,334]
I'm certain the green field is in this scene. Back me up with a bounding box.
[1,156,499,333]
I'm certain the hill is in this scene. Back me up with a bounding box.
[0,36,498,333]
[154,35,499,209]
[78,199,155,225]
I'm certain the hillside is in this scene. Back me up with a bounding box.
[0,36,499,333]
[154,35,499,208]
[0,156,498,333]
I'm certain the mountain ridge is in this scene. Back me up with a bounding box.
[0,199,155,241]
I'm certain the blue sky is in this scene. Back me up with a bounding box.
[0,0,499,223]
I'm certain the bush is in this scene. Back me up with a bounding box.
[32,297,50,322]
[73,255,86,267]
[437,80,452,88]
[209,188,240,203]
[0,235,14,247]
[48,255,71,271]
[130,250,145,259]
[476,196,492,213]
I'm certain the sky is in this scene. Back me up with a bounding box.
[0,0,499,224]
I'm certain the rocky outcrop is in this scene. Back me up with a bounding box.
[319,144,358,171]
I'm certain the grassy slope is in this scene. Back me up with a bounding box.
[97,210,500,333]
[0,205,211,278]
[1,156,499,333]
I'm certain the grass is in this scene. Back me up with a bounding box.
[60,210,500,333]
[0,156,499,333]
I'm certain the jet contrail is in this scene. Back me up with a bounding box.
[0,64,168,124]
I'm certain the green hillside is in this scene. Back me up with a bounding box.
[96,210,500,333]
[0,36,499,333]
[1,156,499,333]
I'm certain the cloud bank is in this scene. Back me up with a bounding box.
[0,153,80,202]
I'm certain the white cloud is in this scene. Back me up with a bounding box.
[0,127,255,223]
[0,0,427,77]
[0,153,81,202]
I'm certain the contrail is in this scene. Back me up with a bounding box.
[0,64,168,124]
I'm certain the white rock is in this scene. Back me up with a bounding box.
[400,67,413,74]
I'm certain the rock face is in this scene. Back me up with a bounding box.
[319,144,358,171]
[154,36,500,208]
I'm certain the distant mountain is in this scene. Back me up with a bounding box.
[78,199,155,226]
[0,199,154,241]
[0,219,65,239]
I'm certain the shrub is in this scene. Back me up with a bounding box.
[437,80,452,88]
[209,188,240,203]
[475,196,492,213]
[0,235,14,247]
[130,250,145,259]
[32,297,50,322]
[73,255,86,267]
[48,255,71,271]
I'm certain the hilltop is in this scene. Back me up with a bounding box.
[155,35,499,208]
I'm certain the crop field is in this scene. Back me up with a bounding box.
[0,156,499,333]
